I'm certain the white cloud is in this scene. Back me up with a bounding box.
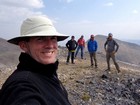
[68,20,93,25]
[0,0,45,21]
[58,0,74,3]
[0,0,45,39]
[132,10,139,14]
[0,0,44,8]
[104,2,114,6]
[66,0,74,3]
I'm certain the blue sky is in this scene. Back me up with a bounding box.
[0,0,140,44]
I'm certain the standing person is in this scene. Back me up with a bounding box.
[0,15,71,105]
[66,36,78,64]
[87,35,98,68]
[104,33,120,73]
[75,35,85,59]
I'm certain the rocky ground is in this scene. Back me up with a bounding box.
[0,53,140,105]
[58,54,140,105]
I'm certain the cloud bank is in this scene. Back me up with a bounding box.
[0,0,45,39]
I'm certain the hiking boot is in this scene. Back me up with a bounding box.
[101,74,108,79]
[117,69,121,73]
[105,69,111,73]
[95,66,98,68]
[105,69,111,72]
[105,68,110,71]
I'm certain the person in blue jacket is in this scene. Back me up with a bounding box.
[87,34,98,68]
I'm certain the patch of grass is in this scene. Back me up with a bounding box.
[81,92,91,101]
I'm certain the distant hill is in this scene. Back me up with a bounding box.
[126,40,140,45]
[93,35,140,65]
[0,38,21,70]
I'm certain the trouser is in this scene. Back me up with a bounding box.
[106,52,120,71]
[89,52,97,67]
[67,51,75,63]
[75,45,84,59]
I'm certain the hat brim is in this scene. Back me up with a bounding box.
[8,34,69,45]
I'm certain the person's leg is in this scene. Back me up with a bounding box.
[66,51,71,63]
[81,46,84,59]
[71,52,75,64]
[106,52,111,70]
[93,52,97,68]
[111,53,120,72]
[89,52,93,66]
[75,46,80,58]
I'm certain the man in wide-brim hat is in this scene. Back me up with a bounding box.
[0,15,71,105]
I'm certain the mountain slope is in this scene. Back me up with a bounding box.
[0,38,21,70]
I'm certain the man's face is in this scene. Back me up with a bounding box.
[91,35,94,40]
[19,36,58,64]
[71,36,75,40]
[108,35,112,40]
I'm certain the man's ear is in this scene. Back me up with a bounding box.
[19,41,28,52]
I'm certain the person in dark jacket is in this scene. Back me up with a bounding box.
[104,33,120,73]
[87,34,98,68]
[66,36,78,64]
[0,15,71,105]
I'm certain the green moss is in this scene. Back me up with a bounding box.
[81,92,91,101]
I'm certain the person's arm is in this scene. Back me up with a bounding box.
[95,41,98,51]
[0,80,44,105]
[77,39,80,45]
[75,41,78,49]
[104,40,108,52]
[87,40,90,52]
[83,39,85,47]
[114,40,119,52]
[66,41,69,48]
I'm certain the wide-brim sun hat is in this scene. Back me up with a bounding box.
[8,15,69,45]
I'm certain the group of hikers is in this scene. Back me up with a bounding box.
[66,33,120,73]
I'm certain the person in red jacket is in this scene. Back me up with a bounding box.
[0,15,71,105]
[75,35,85,59]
